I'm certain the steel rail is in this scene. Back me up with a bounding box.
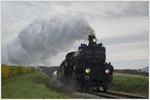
[87,91,148,99]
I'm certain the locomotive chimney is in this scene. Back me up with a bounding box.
[88,35,97,46]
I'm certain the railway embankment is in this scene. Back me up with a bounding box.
[109,73,148,97]
[2,71,67,98]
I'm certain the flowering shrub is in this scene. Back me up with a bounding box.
[8,66,17,76]
[2,64,10,78]
[31,67,37,72]
[2,64,37,78]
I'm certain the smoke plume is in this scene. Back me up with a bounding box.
[7,16,94,66]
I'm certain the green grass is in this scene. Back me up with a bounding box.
[2,72,148,98]
[109,73,149,97]
[2,71,67,99]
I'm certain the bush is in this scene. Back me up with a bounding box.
[2,64,38,78]
[8,67,17,76]
[27,68,32,73]
[16,66,23,74]
[17,66,27,74]
[2,64,10,78]
[31,67,37,72]
[22,67,27,73]
[27,67,37,73]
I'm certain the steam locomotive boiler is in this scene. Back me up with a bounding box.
[57,35,114,92]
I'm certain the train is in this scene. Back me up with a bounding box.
[57,35,114,92]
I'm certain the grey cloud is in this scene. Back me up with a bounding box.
[112,59,149,69]
[101,31,149,45]
[124,2,149,17]
[104,2,149,19]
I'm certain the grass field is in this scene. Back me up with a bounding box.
[2,71,149,98]
[109,73,149,97]
[2,71,67,99]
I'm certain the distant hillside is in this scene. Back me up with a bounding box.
[37,66,59,78]
[114,69,148,77]
[141,66,149,72]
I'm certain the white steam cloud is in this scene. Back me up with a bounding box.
[7,16,94,66]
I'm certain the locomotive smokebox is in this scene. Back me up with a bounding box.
[88,35,97,46]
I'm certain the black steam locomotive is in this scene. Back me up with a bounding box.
[57,35,114,92]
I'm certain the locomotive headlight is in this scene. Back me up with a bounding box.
[105,69,110,74]
[93,38,97,43]
[85,68,91,74]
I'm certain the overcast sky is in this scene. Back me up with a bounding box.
[2,1,149,69]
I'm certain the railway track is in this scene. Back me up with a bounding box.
[87,91,148,99]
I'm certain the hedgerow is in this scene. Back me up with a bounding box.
[2,64,37,78]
